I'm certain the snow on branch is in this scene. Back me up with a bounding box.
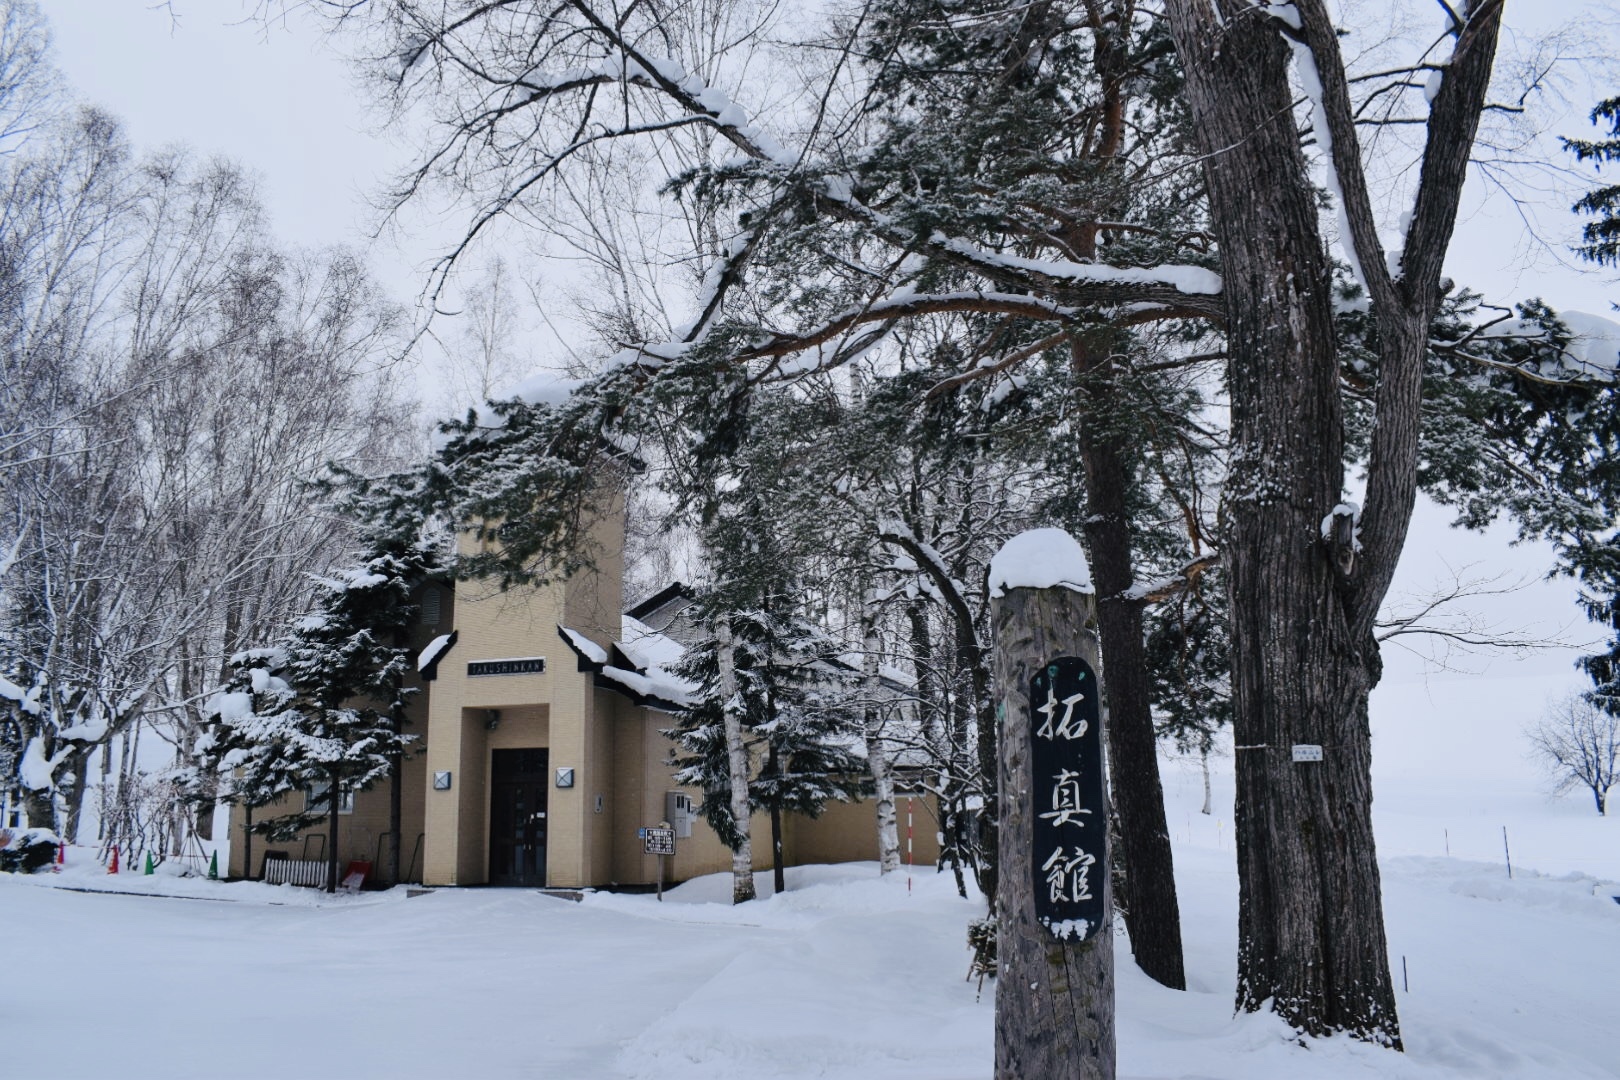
[929,235,1221,298]
[877,520,977,636]
[740,292,1081,363]
[1122,553,1223,605]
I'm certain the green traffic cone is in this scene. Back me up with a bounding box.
[144,852,154,875]
[208,851,219,879]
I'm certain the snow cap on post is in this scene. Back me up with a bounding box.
[988,528,1094,598]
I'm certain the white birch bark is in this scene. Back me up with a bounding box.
[861,608,901,873]
[1200,748,1213,817]
[717,619,755,903]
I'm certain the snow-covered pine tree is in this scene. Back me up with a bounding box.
[669,593,867,897]
[198,489,440,890]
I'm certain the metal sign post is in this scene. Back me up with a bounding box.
[643,823,676,901]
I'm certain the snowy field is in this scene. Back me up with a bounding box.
[5,735,1616,1080]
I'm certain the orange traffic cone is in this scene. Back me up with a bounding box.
[108,845,119,874]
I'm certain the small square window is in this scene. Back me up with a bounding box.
[305,783,355,814]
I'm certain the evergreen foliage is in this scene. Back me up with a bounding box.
[1565,96,1620,268]
[197,484,442,845]
[667,595,867,848]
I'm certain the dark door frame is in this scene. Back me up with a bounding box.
[488,747,549,886]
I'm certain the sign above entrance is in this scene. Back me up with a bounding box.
[467,657,545,678]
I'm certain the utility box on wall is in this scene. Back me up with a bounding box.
[665,791,693,839]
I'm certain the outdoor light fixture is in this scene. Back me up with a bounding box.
[555,767,575,789]
[484,709,501,731]
[433,771,452,791]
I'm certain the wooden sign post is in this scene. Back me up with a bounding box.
[991,530,1114,1080]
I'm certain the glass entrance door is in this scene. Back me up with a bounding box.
[489,748,549,886]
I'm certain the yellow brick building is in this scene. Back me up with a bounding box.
[226,511,938,889]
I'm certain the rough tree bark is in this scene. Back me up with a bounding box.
[993,581,1114,1080]
[326,769,341,894]
[1161,0,1504,1045]
[1075,334,1186,991]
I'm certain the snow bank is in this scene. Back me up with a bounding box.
[988,527,1094,597]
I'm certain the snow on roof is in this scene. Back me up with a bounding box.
[556,619,695,710]
[988,528,1094,598]
[597,664,696,710]
[417,633,456,673]
[620,614,687,670]
[558,626,608,666]
[878,664,915,688]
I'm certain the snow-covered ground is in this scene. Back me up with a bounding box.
[6,742,1616,1080]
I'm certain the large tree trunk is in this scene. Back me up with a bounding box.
[717,620,756,904]
[907,599,968,897]
[61,745,90,843]
[1159,0,1387,1046]
[22,783,54,835]
[992,582,1114,1080]
[1162,0,1501,1046]
[1075,335,1186,991]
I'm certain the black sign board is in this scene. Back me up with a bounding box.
[1029,655,1105,941]
[467,657,545,678]
[643,827,675,856]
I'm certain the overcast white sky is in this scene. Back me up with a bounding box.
[40,0,1620,734]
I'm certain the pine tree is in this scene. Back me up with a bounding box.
[198,482,441,889]
[669,593,867,897]
[1565,96,1620,268]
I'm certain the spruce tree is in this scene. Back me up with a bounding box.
[199,488,440,889]
[669,593,867,896]
[1565,96,1620,268]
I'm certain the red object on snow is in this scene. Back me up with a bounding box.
[53,842,63,872]
[108,845,119,874]
[341,860,371,892]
